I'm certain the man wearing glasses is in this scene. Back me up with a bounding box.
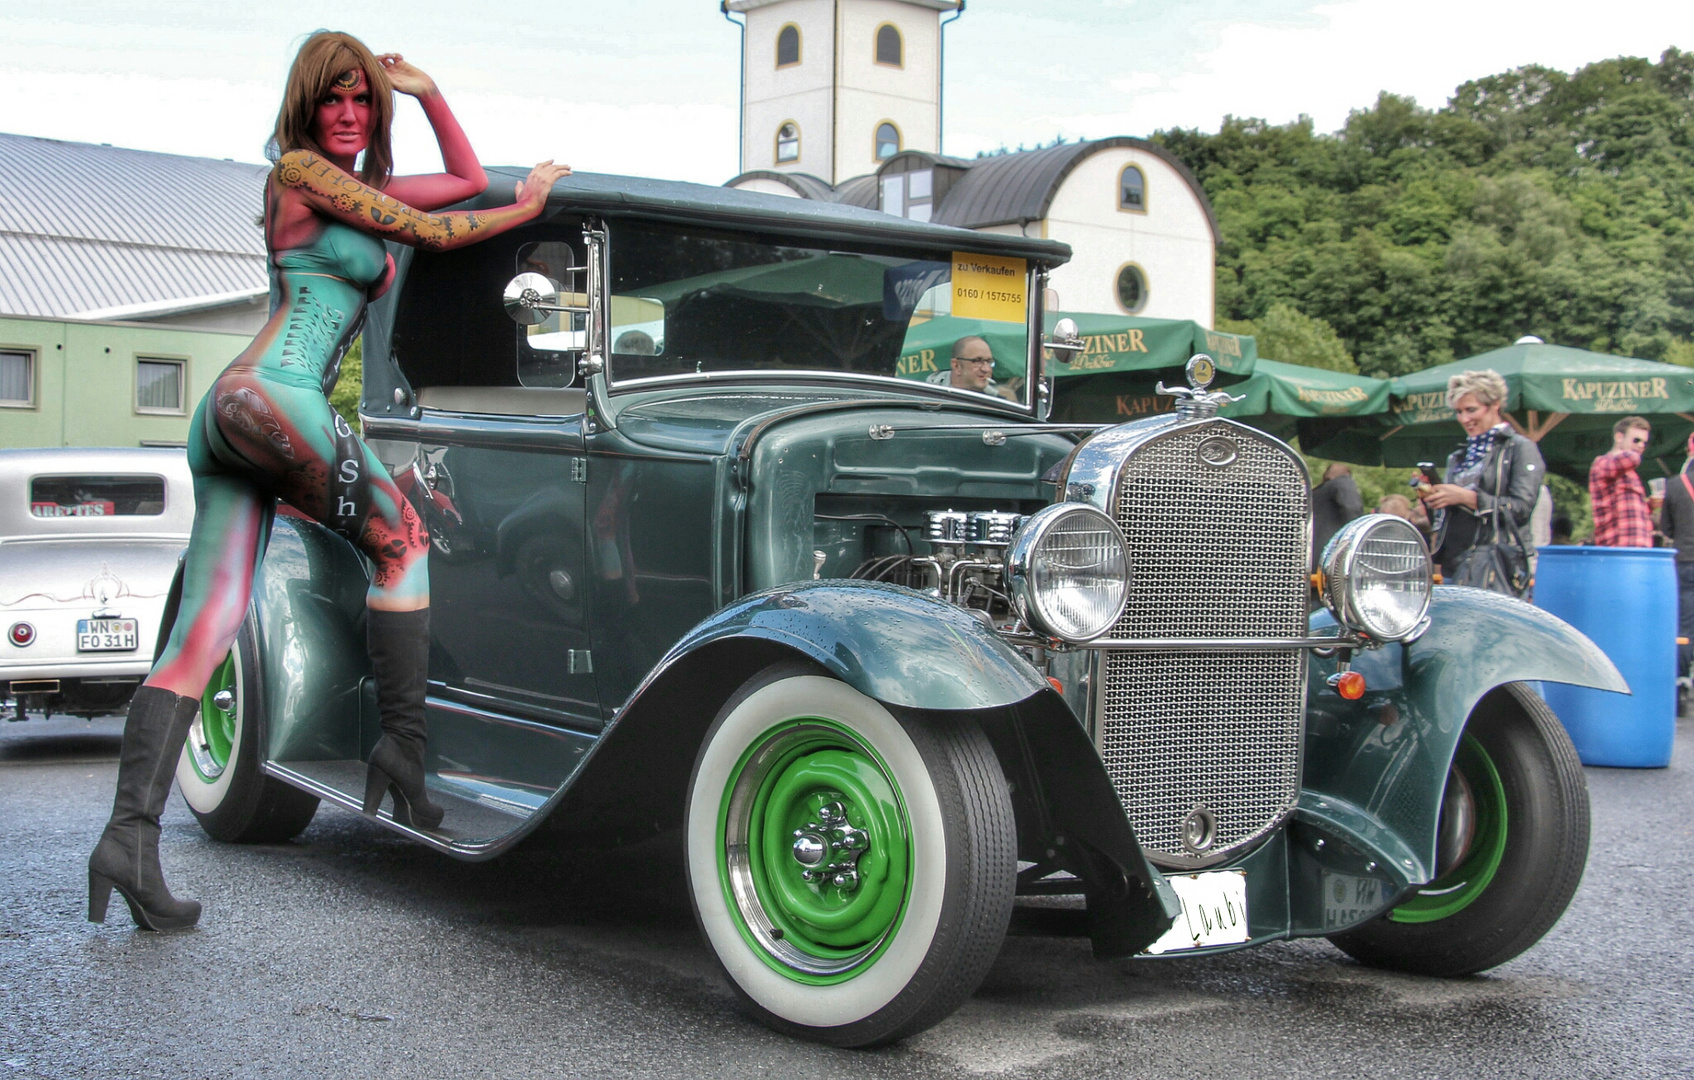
[948,336,998,393]
[1590,416,1653,547]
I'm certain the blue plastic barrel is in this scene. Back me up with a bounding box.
[1534,546,1675,767]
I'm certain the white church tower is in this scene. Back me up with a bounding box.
[725,0,958,184]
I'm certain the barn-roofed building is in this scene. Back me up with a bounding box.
[0,133,268,448]
[723,0,1219,326]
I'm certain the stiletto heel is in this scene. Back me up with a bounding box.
[88,870,114,923]
[362,763,392,817]
[364,608,445,832]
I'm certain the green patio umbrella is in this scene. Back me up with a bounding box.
[1301,342,1694,481]
[897,311,1258,386]
[1049,356,1390,433]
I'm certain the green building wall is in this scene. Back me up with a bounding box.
[0,315,250,449]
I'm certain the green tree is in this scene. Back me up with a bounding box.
[1219,302,1356,373]
[1154,49,1694,377]
[328,337,362,434]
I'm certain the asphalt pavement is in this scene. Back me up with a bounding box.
[2,712,1690,1079]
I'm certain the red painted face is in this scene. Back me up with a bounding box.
[311,67,374,161]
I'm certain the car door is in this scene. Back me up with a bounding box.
[417,405,596,728]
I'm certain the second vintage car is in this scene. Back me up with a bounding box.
[1,447,192,722]
[164,171,1625,1046]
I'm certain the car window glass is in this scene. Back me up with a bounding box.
[514,240,586,388]
[30,475,166,516]
[607,222,1030,404]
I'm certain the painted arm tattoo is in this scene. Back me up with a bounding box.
[276,149,541,252]
[381,91,489,210]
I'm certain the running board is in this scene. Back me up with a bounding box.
[262,692,600,858]
[265,759,543,856]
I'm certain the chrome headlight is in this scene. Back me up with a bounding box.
[1007,503,1130,643]
[1321,514,1432,641]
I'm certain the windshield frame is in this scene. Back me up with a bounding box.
[599,219,1042,414]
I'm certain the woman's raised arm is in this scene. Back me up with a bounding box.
[376,54,488,209]
[276,149,568,252]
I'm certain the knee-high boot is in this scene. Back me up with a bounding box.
[361,607,444,830]
[88,685,203,931]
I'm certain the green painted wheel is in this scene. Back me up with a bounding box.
[1328,683,1590,977]
[1389,734,1507,923]
[687,666,1016,1046]
[719,720,911,983]
[176,614,319,843]
[186,652,238,783]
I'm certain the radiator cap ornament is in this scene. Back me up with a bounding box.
[1186,354,1216,390]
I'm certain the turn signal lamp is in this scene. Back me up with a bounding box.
[1333,671,1366,700]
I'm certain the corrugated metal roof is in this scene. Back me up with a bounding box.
[0,133,268,319]
[727,139,1219,246]
[932,138,1220,244]
[831,173,880,210]
[728,170,839,202]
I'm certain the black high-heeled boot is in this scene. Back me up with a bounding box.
[88,685,203,931]
[361,607,444,830]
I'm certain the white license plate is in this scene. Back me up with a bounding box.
[1143,870,1250,954]
[76,618,138,652]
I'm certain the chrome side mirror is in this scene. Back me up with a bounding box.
[1044,317,1085,363]
[503,273,580,325]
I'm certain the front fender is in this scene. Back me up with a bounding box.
[657,579,1049,710]
[546,579,1179,956]
[1302,586,1626,889]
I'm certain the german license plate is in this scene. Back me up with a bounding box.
[76,618,138,652]
[1143,870,1250,954]
[1322,871,1386,930]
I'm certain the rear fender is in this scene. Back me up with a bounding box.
[1301,586,1626,890]
[542,580,1180,957]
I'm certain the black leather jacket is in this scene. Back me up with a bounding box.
[1431,430,1546,563]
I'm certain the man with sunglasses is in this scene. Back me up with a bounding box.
[1590,415,1653,547]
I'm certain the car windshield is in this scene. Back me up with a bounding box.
[601,222,1032,403]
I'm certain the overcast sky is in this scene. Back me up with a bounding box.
[1,1,1689,184]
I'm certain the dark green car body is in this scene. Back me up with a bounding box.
[192,171,1625,972]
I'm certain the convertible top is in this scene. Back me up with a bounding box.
[476,167,1074,266]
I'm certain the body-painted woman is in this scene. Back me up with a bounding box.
[88,31,569,930]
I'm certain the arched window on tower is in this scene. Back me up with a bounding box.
[875,122,901,161]
[875,24,903,67]
[776,122,800,163]
[776,24,800,67]
[1119,165,1146,212]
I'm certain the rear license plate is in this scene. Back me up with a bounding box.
[76,618,138,652]
[1143,870,1250,954]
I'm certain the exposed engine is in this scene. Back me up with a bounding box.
[825,508,1027,625]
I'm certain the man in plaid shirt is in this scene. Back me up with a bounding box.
[1589,416,1653,547]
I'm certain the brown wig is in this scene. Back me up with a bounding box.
[268,31,394,186]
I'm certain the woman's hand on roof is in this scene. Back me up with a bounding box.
[515,160,572,208]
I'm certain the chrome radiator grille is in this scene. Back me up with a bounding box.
[1098,651,1304,860]
[1099,421,1309,864]
[1111,422,1309,638]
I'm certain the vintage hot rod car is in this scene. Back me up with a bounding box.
[168,172,1626,1046]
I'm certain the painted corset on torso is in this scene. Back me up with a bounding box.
[253,220,388,396]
